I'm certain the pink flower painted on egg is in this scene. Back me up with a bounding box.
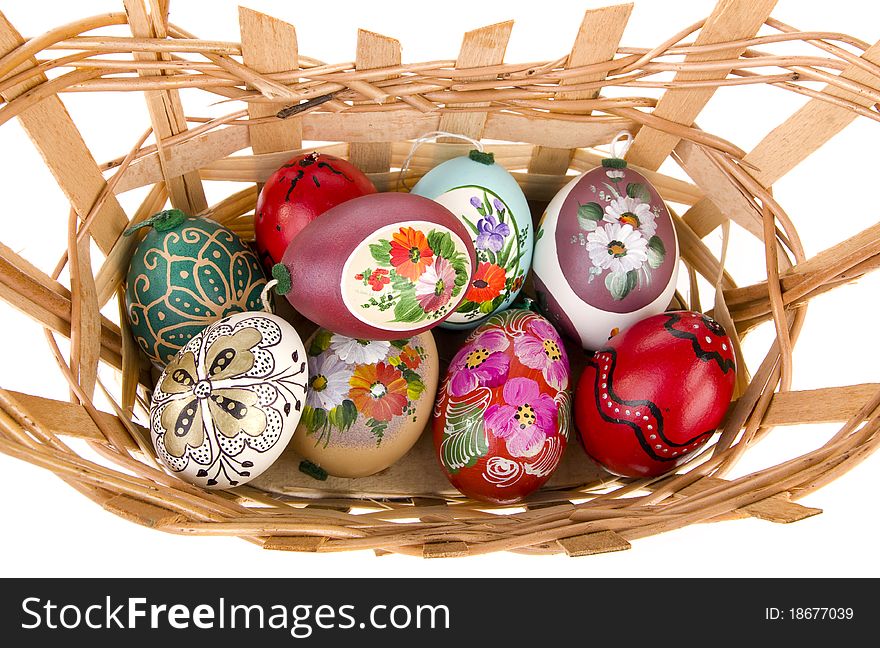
[447,329,510,397]
[484,377,558,458]
[414,256,456,313]
[513,318,570,390]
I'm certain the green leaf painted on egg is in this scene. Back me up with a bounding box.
[427,229,457,259]
[450,257,470,287]
[309,329,333,356]
[605,270,637,301]
[460,214,480,235]
[302,405,328,439]
[497,223,517,268]
[440,390,491,473]
[393,290,425,323]
[646,235,666,269]
[456,299,480,314]
[366,417,388,446]
[402,369,426,401]
[369,239,392,265]
[577,202,604,232]
[333,399,358,432]
[627,268,639,294]
[626,182,652,204]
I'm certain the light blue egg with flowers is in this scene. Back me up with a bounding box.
[411,150,533,330]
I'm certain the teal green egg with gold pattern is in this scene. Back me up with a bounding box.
[125,209,268,366]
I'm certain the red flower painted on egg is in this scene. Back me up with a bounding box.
[466,261,506,303]
[399,345,422,371]
[348,362,408,423]
[389,226,434,281]
[355,268,391,292]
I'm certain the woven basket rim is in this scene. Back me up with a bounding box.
[0,0,878,558]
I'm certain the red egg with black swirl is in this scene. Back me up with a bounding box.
[433,309,572,504]
[574,310,736,478]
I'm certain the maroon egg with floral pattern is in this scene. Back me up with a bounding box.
[255,152,376,271]
[433,309,572,504]
[274,192,476,340]
[574,311,736,478]
[531,159,680,350]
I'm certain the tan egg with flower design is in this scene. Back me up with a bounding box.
[290,328,440,478]
[150,312,307,489]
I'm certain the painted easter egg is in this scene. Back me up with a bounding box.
[150,311,307,489]
[125,209,267,366]
[255,152,376,271]
[274,192,476,340]
[575,311,736,478]
[290,328,439,477]
[531,159,680,350]
[411,150,533,330]
[433,309,571,504]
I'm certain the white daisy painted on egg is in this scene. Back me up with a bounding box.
[587,223,648,274]
[329,334,391,365]
[306,352,354,411]
[604,195,657,238]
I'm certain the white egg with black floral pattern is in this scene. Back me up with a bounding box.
[411,150,533,330]
[149,311,307,489]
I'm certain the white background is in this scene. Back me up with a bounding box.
[0,0,878,577]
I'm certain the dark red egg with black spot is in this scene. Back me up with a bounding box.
[255,152,376,271]
[574,310,736,478]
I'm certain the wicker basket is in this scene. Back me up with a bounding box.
[1,0,879,559]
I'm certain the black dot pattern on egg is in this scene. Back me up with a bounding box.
[252,412,282,451]
[217,434,245,456]
[253,383,277,402]
[250,350,272,377]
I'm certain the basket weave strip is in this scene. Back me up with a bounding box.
[0,0,878,556]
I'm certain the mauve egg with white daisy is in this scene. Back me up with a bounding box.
[531,157,680,350]
[289,327,439,478]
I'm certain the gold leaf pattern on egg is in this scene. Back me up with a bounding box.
[126,220,267,365]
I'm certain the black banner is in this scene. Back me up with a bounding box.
[0,578,871,644]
